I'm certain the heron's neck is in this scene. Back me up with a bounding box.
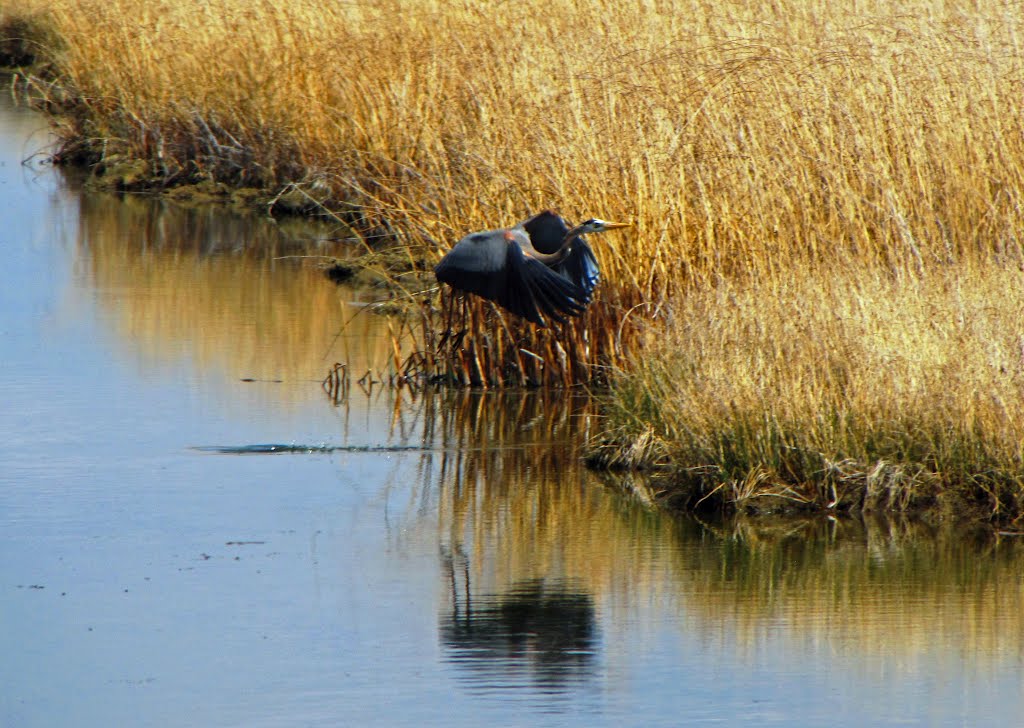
[528,226,588,265]
[563,224,593,244]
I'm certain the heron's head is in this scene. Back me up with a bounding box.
[576,218,632,235]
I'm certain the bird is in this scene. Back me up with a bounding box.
[434,210,630,327]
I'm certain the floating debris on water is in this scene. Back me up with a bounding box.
[191,443,434,455]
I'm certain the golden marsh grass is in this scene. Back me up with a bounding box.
[12,1,1024,310]
[6,0,1024,512]
[594,264,1024,518]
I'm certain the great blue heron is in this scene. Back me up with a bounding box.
[434,210,630,327]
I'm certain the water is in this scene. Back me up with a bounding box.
[2,89,1024,727]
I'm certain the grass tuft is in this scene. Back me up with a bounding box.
[594,265,1024,520]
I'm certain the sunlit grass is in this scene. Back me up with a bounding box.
[592,264,1024,518]
[9,1,1023,325]
[5,0,1024,512]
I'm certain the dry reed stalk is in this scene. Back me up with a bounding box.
[412,288,641,387]
[322,362,349,405]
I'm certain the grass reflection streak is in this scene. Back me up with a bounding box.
[377,389,1024,675]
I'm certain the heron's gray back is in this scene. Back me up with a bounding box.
[437,229,515,275]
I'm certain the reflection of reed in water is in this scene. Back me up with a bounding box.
[387,389,1024,673]
[422,389,674,598]
[680,516,1024,666]
[71,191,395,391]
[414,388,680,688]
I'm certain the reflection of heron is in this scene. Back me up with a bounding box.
[439,556,598,692]
[434,210,630,327]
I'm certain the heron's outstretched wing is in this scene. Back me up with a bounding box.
[505,242,589,326]
[435,230,510,301]
[435,228,589,327]
[520,210,601,301]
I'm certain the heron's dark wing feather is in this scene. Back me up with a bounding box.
[502,262,544,326]
[523,259,588,324]
[434,230,510,300]
[435,229,547,324]
[506,244,589,326]
[553,238,600,301]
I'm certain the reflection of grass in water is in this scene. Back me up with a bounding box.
[365,388,677,598]
[371,389,1024,666]
[681,517,1024,666]
[73,192,396,388]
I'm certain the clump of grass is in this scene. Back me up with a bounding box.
[399,284,642,388]
[592,264,1024,521]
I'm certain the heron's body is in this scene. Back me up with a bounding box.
[434,210,629,327]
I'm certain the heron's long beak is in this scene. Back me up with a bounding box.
[602,221,632,230]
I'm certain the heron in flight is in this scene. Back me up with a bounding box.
[434,210,630,327]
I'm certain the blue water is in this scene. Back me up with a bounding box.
[2,89,1023,728]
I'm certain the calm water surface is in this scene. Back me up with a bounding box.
[2,91,1023,727]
